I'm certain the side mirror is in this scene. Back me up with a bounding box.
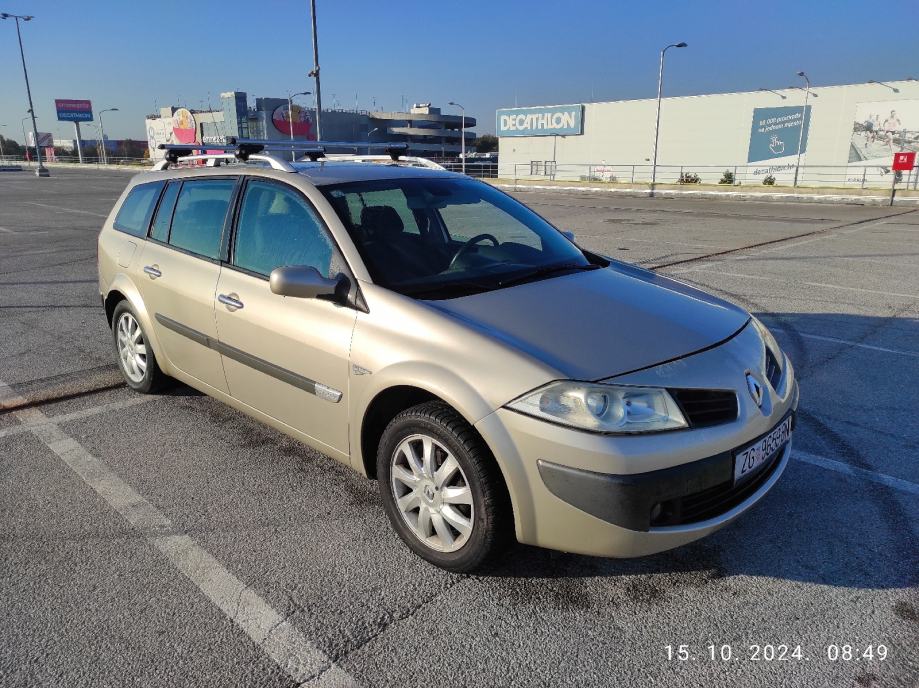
[269,265,345,300]
[561,230,575,242]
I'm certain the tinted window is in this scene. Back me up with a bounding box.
[234,181,336,277]
[113,181,164,237]
[168,179,235,259]
[150,181,181,243]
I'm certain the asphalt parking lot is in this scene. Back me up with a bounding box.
[1,168,917,687]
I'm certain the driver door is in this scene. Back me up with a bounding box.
[214,178,356,457]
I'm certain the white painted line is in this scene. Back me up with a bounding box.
[21,201,108,218]
[767,328,919,359]
[0,396,152,439]
[0,379,356,687]
[0,226,14,234]
[794,450,919,496]
[678,267,919,300]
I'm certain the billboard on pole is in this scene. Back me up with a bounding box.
[55,99,94,122]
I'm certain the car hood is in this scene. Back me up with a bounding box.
[425,262,749,381]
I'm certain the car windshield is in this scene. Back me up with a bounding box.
[320,177,597,298]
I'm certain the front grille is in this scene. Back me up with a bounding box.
[650,444,785,527]
[669,388,738,428]
[765,348,782,390]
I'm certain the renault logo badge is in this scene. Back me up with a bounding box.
[746,373,764,407]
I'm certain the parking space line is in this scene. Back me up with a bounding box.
[678,267,919,300]
[0,397,152,439]
[0,379,356,687]
[766,328,919,358]
[794,450,919,496]
[21,201,108,218]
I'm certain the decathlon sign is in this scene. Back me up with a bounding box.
[496,105,584,137]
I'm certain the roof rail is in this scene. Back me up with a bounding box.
[151,139,447,172]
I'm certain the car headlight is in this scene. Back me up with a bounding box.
[751,316,782,360]
[506,381,688,434]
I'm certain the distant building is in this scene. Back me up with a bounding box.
[145,92,476,161]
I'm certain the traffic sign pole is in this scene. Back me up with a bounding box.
[890,152,916,207]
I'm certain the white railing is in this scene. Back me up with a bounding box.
[501,162,919,190]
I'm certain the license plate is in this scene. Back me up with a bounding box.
[733,416,792,484]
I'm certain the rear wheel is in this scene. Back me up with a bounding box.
[112,301,168,394]
[377,401,510,572]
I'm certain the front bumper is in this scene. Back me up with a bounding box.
[473,321,799,558]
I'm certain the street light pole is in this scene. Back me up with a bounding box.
[2,13,48,176]
[0,124,6,159]
[793,71,810,188]
[20,114,33,160]
[307,0,322,141]
[287,91,311,161]
[448,101,466,174]
[97,108,119,165]
[650,41,687,192]
[366,127,379,154]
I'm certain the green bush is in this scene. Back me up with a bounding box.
[678,172,701,184]
[762,175,776,186]
[719,170,735,185]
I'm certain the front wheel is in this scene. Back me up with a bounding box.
[377,401,510,572]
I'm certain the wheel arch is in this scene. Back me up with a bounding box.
[102,275,168,373]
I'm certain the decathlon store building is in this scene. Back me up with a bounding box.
[496,80,919,187]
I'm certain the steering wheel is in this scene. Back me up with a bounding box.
[448,233,499,270]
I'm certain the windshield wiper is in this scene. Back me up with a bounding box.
[496,262,600,288]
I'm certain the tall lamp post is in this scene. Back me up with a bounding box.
[0,124,5,159]
[98,108,119,165]
[307,0,322,141]
[448,101,466,174]
[366,127,379,155]
[2,12,49,176]
[287,91,311,161]
[792,71,810,187]
[650,41,687,191]
[20,113,34,160]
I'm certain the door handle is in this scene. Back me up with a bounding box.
[218,293,244,310]
[143,265,162,279]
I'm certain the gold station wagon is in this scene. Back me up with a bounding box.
[98,141,798,572]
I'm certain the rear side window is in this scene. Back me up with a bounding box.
[150,181,181,243]
[113,181,164,237]
[233,180,336,277]
[168,179,235,260]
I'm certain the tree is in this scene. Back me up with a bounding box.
[474,134,498,154]
[0,135,25,157]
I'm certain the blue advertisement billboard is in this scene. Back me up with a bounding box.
[497,105,584,137]
[55,99,94,122]
[747,105,811,163]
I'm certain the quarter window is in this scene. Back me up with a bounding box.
[150,181,181,243]
[168,179,235,260]
[233,181,336,277]
[113,181,164,237]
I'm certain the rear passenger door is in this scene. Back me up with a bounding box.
[213,178,356,456]
[138,177,238,394]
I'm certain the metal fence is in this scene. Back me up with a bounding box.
[3,153,916,191]
[503,162,919,190]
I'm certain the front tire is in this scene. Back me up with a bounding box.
[377,401,510,572]
[111,301,168,394]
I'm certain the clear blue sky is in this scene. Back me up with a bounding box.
[2,0,917,142]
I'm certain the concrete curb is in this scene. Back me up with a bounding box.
[486,180,919,206]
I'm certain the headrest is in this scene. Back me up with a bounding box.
[361,205,404,237]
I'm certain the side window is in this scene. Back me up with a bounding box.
[233,181,337,278]
[113,181,164,237]
[149,181,181,243]
[168,179,235,260]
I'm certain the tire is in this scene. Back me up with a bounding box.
[377,400,511,572]
[111,301,168,394]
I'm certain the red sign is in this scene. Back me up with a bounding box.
[272,104,315,138]
[892,151,916,171]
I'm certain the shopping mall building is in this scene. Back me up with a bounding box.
[145,91,476,160]
[496,79,919,186]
